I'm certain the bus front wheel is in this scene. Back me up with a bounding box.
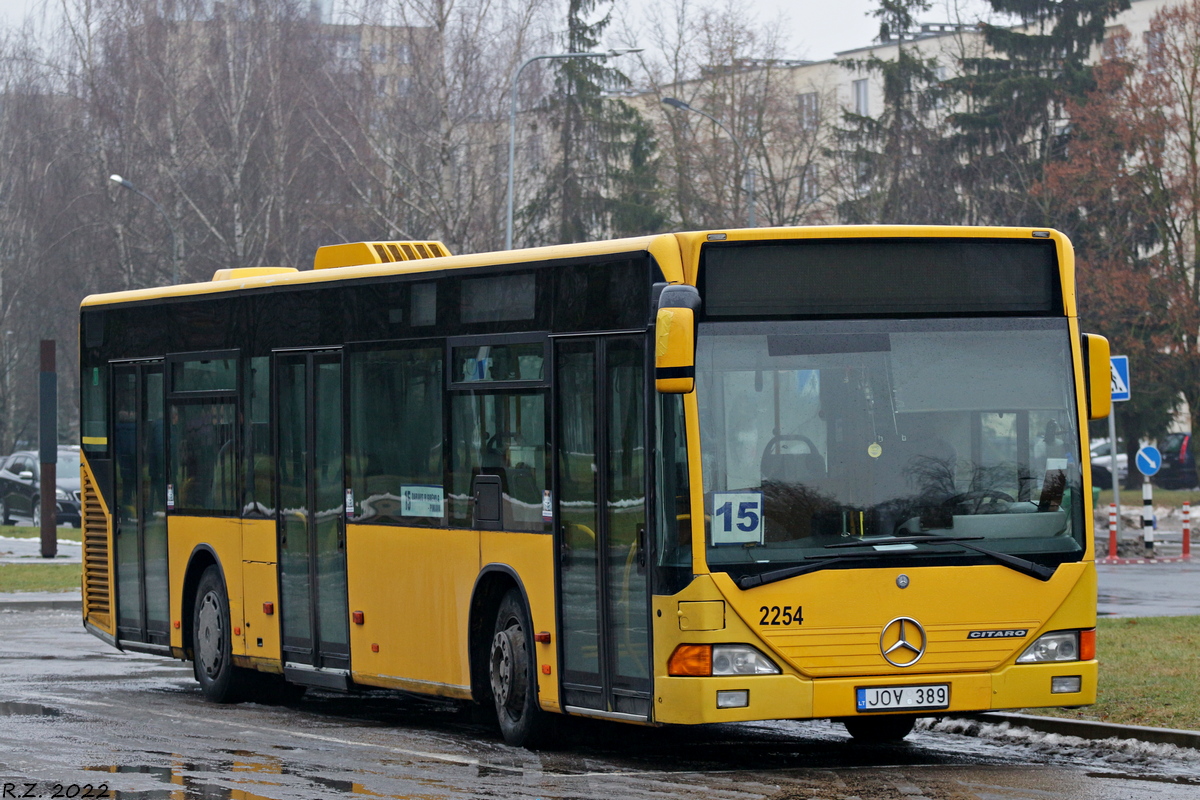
[192,565,250,703]
[841,715,916,742]
[489,588,555,748]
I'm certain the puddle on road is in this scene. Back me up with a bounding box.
[82,756,437,800]
[0,702,60,717]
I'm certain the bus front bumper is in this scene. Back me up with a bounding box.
[651,661,1097,725]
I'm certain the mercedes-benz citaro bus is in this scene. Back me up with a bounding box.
[78,226,1110,747]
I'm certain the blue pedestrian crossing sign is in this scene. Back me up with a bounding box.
[1136,445,1162,477]
[1110,356,1130,402]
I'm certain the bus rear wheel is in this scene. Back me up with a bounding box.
[192,565,251,703]
[489,588,555,748]
[842,715,916,742]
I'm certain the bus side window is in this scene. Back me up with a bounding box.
[348,346,444,525]
[170,400,238,515]
[450,391,549,532]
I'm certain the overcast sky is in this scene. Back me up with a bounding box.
[0,0,1000,62]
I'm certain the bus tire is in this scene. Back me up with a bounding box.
[192,565,250,703]
[841,715,916,742]
[489,588,555,748]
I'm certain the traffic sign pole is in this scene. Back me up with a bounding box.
[1135,444,1162,558]
[1107,356,1130,536]
[1143,481,1154,557]
[1108,412,1120,530]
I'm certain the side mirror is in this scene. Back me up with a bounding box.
[1082,333,1111,420]
[18,470,33,481]
[655,285,701,394]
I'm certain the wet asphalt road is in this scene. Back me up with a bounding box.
[2,609,1199,799]
[1097,560,1200,617]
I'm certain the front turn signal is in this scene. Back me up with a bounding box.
[1080,628,1096,661]
[668,644,712,676]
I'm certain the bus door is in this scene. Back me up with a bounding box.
[554,335,651,719]
[275,350,350,684]
[111,361,169,648]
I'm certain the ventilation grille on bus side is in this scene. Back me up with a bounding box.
[81,461,113,633]
[313,240,451,270]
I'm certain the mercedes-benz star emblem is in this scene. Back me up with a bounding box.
[896,574,909,589]
[880,616,926,667]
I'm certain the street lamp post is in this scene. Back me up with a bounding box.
[109,174,180,285]
[505,48,642,250]
[661,97,756,228]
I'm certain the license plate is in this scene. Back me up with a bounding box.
[856,684,949,712]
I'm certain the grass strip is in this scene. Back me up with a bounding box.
[1026,615,1200,731]
[0,563,81,593]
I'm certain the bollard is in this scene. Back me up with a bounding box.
[1143,481,1154,557]
[1184,501,1192,559]
[1108,502,1118,557]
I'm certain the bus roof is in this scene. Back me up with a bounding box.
[80,225,1072,312]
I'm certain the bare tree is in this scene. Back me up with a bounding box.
[634,0,834,230]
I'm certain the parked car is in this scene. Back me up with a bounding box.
[0,447,82,527]
[1090,438,1128,490]
[1156,432,1198,490]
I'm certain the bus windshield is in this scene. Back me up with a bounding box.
[696,317,1084,578]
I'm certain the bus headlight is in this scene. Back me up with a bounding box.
[1017,629,1094,663]
[668,644,781,676]
[713,644,780,675]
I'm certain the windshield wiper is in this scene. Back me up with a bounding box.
[737,551,903,589]
[826,533,1056,582]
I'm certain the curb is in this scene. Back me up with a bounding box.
[953,711,1200,750]
[1097,555,1192,565]
[0,593,82,612]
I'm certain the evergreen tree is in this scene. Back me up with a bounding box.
[524,0,664,244]
[831,0,961,224]
[948,0,1129,225]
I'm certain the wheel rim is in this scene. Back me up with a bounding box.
[196,590,225,679]
[490,621,526,715]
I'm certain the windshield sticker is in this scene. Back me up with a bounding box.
[868,442,882,458]
[712,492,764,545]
[401,485,445,518]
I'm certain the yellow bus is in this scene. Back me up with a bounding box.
[79,226,1110,746]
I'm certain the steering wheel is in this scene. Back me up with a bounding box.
[761,434,819,459]
[942,489,1015,513]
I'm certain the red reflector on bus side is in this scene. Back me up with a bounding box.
[352,611,365,625]
[234,627,241,636]
[263,602,274,615]
[668,644,712,676]
[534,631,551,644]
[1080,629,1096,661]
[371,643,379,653]
[542,664,551,675]
[174,620,180,629]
